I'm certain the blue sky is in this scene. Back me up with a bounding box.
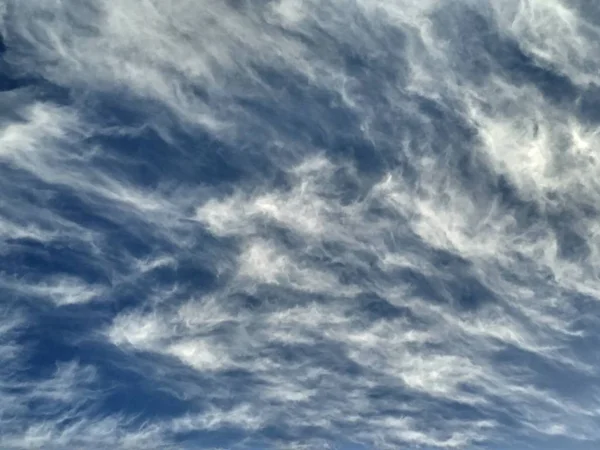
[2,0,600,449]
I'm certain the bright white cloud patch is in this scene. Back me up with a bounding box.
[2,0,600,449]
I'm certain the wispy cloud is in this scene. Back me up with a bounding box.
[2,0,600,448]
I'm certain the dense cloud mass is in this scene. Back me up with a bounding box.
[2,0,600,448]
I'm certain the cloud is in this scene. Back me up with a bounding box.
[0,319,168,450]
[2,0,600,448]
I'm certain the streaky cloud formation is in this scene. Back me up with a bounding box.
[2,0,600,448]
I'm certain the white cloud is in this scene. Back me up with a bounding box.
[4,0,600,448]
[492,0,600,86]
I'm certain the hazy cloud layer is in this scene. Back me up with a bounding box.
[2,0,600,448]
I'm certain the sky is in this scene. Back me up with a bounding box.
[2,0,600,449]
